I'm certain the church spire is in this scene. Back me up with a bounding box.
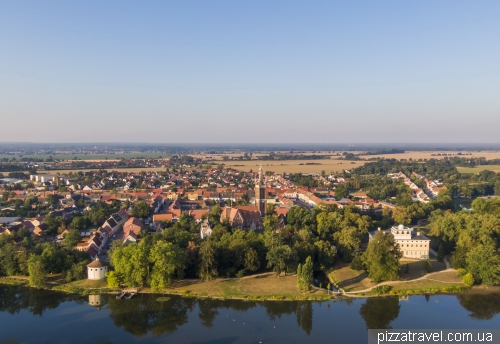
[255,166,267,217]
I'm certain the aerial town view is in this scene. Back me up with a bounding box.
[1,1,500,344]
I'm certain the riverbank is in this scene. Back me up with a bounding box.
[0,274,335,301]
[2,267,493,301]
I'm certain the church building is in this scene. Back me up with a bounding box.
[254,166,267,217]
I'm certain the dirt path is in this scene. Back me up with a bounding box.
[344,268,458,294]
[429,248,451,268]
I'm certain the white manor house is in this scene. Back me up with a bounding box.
[370,224,430,259]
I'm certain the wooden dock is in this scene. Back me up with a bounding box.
[116,289,137,300]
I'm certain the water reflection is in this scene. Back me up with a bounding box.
[88,294,107,310]
[1,284,500,340]
[457,293,500,320]
[107,294,196,336]
[359,296,400,329]
[0,285,84,316]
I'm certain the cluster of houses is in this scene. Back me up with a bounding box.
[388,172,447,202]
[1,167,402,246]
[0,216,47,236]
[74,209,129,259]
[13,157,204,177]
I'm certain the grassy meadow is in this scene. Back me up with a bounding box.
[358,151,500,161]
[162,273,331,300]
[330,259,450,293]
[456,165,500,173]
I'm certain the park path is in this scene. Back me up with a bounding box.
[343,267,458,295]
[429,248,451,269]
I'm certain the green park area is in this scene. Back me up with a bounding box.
[160,273,331,300]
[329,259,463,294]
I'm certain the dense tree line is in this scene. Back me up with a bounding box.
[108,205,374,290]
[0,231,90,287]
[258,153,331,161]
[429,198,500,286]
[287,173,319,187]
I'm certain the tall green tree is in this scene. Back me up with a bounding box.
[437,244,445,262]
[63,229,81,247]
[423,259,432,273]
[362,231,401,282]
[199,241,218,281]
[28,255,46,288]
[132,201,151,219]
[244,248,260,272]
[334,184,349,199]
[111,241,150,287]
[149,240,186,291]
[466,241,500,286]
[333,226,361,262]
[266,245,298,276]
[297,256,313,292]
[392,206,412,225]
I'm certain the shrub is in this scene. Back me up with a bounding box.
[456,268,467,277]
[463,273,474,287]
[423,259,432,274]
[372,285,391,295]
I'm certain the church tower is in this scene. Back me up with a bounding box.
[254,166,267,217]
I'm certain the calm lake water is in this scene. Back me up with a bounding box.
[1,285,500,344]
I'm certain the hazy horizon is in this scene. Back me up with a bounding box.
[1,1,499,143]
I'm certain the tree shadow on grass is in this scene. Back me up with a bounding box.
[339,271,372,290]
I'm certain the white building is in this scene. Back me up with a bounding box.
[200,219,212,239]
[391,224,430,259]
[369,224,431,259]
[87,258,108,280]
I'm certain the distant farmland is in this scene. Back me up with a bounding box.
[358,150,500,161]
[0,152,166,161]
[456,165,500,174]
[220,160,366,174]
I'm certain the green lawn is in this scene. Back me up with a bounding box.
[389,279,463,291]
[329,262,377,292]
[331,259,448,292]
[399,260,447,280]
[457,165,500,173]
[161,274,331,300]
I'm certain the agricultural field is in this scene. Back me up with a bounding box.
[191,151,336,161]
[358,150,500,161]
[33,167,171,174]
[456,165,500,173]
[0,152,167,161]
[219,159,366,174]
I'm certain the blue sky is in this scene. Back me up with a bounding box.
[0,1,499,143]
